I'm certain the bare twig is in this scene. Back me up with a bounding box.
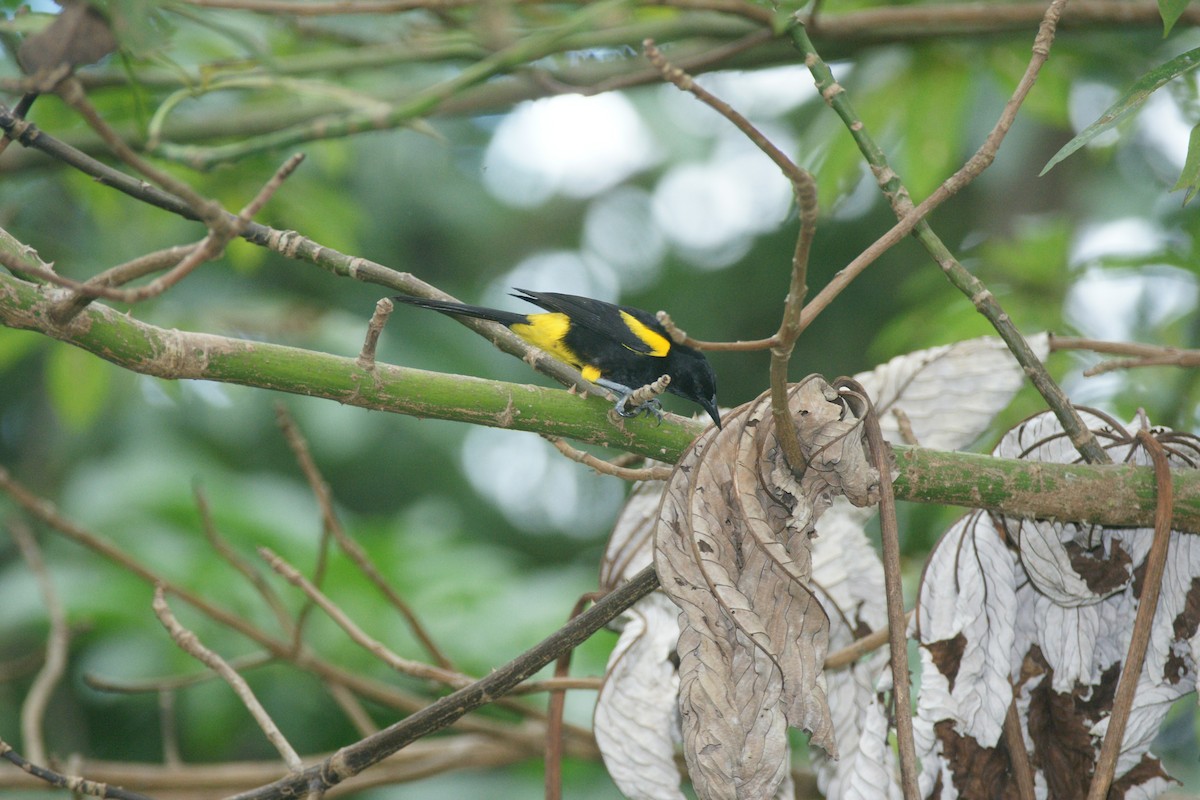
[258,547,464,688]
[544,593,594,800]
[5,152,304,309]
[848,377,920,799]
[645,38,817,473]
[49,244,201,324]
[623,374,671,412]
[226,565,660,800]
[152,585,304,772]
[358,297,394,369]
[1003,696,1036,800]
[274,405,454,668]
[544,436,672,481]
[0,739,156,800]
[1086,429,1175,800]
[9,521,69,766]
[194,483,296,636]
[1050,334,1200,376]
[0,466,500,725]
[823,611,912,670]
[85,652,276,693]
[790,2,1109,466]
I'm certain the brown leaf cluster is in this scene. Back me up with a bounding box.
[653,377,878,799]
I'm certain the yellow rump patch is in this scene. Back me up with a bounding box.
[511,313,582,367]
[619,311,671,357]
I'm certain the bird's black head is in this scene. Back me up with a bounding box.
[668,346,721,429]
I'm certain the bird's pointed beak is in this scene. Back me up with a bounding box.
[702,396,722,430]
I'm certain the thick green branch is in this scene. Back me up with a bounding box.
[3,270,1197,530]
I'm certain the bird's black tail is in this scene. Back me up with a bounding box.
[391,294,528,327]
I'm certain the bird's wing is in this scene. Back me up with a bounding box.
[511,289,670,356]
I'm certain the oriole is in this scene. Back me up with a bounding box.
[392,289,721,428]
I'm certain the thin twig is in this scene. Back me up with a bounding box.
[0,466,498,727]
[49,244,201,323]
[849,377,920,799]
[623,374,671,412]
[84,652,276,693]
[644,38,816,473]
[226,565,660,800]
[159,690,182,766]
[1003,696,1036,800]
[544,436,672,481]
[9,521,69,767]
[1086,430,1175,800]
[258,547,465,688]
[1050,334,1200,376]
[194,483,296,636]
[358,297,394,369]
[152,584,305,772]
[790,3,1108,466]
[0,739,156,800]
[274,405,455,668]
[544,593,594,800]
[823,612,911,670]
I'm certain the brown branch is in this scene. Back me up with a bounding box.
[84,652,276,694]
[9,521,69,767]
[544,593,595,800]
[273,405,455,669]
[226,565,659,800]
[1086,429,1175,800]
[1004,697,1036,800]
[0,466,519,732]
[1050,334,1200,376]
[49,244,201,324]
[152,586,304,772]
[849,377,920,799]
[358,297,394,370]
[193,483,296,637]
[544,436,672,481]
[822,611,911,671]
[644,37,816,473]
[258,547,465,688]
[0,739,157,800]
[797,0,1072,334]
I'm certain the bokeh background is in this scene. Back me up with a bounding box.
[1,1,1199,796]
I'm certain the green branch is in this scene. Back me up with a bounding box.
[2,270,1197,530]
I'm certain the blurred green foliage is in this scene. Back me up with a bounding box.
[1,1,1200,796]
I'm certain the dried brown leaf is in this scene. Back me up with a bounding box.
[654,378,878,799]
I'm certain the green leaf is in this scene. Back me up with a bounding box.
[46,345,112,430]
[1171,121,1200,205]
[1041,45,1200,176]
[1159,0,1191,36]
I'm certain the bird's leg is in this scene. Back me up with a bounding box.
[597,376,670,424]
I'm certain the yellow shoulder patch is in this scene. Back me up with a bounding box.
[511,313,582,367]
[619,311,671,357]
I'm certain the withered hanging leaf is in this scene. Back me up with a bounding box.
[594,476,688,800]
[654,378,878,799]
[18,0,117,84]
[854,333,1050,451]
[600,476,665,591]
[594,591,686,800]
[915,512,1018,747]
[814,334,1039,799]
[917,409,1200,797]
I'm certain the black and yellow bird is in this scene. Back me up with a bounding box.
[392,289,721,428]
